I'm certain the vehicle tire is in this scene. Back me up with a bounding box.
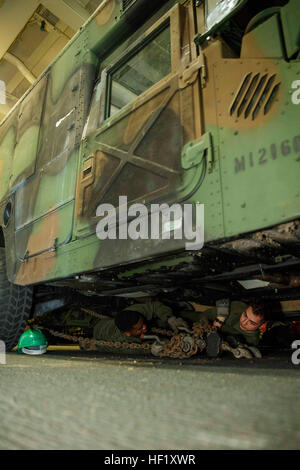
[0,248,33,351]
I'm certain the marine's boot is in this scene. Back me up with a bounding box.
[244,345,262,359]
[224,336,262,359]
[221,341,253,359]
[206,331,222,357]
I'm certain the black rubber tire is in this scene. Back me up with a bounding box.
[0,248,33,351]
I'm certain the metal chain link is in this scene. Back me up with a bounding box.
[79,307,109,320]
[151,322,215,359]
[150,327,173,337]
[32,324,152,352]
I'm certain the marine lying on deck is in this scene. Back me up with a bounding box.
[91,299,278,358]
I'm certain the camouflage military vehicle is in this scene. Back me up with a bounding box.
[0,0,300,350]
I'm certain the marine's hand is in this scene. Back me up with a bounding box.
[151,341,164,357]
[167,316,188,333]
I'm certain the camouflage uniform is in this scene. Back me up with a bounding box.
[199,301,261,346]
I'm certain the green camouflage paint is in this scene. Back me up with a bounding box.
[0,0,299,291]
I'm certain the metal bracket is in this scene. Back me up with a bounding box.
[178,56,204,89]
[181,132,214,172]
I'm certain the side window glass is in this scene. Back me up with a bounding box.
[107,24,171,117]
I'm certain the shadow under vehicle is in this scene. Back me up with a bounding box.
[0,0,300,350]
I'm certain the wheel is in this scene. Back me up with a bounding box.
[0,248,33,351]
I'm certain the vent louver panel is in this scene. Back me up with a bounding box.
[36,5,59,26]
[230,73,280,120]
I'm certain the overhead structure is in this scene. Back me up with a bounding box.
[0,0,103,121]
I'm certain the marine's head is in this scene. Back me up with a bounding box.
[115,310,147,337]
[240,302,268,332]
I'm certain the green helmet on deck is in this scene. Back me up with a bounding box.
[17,329,48,355]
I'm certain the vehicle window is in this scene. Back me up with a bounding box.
[205,0,244,31]
[108,24,171,117]
[206,0,219,16]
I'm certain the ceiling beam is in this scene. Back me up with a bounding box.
[6,21,73,95]
[4,52,36,84]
